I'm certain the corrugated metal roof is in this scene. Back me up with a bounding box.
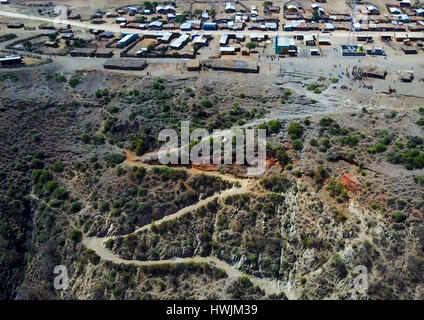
[170,33,190,48]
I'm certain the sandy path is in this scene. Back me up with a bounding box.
[81,151,295,298]
[82,236,290,297]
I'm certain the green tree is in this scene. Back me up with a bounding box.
[246,42,256,50]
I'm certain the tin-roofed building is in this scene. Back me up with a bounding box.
[203,22,217,30]
[170,33,190,49]
[0,55,22,66]
[148,20,163,30]
[220,34,229,46]
[275,36,297,54]
[117,33,138,48]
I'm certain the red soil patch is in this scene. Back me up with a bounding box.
[341,174,361,191]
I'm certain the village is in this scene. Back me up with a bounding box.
[0,0,424,93]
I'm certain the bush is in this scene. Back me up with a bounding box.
[130,138,145,156]
[327,178,348,202]
[226,276,262,299]
[153,81,165,90]
[45,180,58,193]
[201,99,212,108]
[70,228,82,242]
[261,174,292,193]
[375,143,387,153]
[106,153,126,167]
[51,161,64,173]
[55,75,67,83]
[268,120,281,134]
[319,117,334,127]
[68,77,80,88]
[287,122,303,139]
[32,169,52,184]
[340,135,359,146]
[310,138,318,146]
[334,210,347,223]
[292,139,303,150]
[393,212,407,223]
[70,201,82,213]
[92,134,105,145]
[129,166,146,184]
[54,187,68,200]
[99,201,110,213]
[321,138,331,148]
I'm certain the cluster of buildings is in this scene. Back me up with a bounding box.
[99,2,424,34]
[281,3,424,33]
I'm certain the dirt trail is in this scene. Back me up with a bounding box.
[82,150,296,298]
[83,236,291,298]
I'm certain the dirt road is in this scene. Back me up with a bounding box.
[82,152,296,299]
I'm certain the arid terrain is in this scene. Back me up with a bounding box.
[0,0,424,301]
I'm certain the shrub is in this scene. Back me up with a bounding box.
[32,169,52,184]
[321,138,331,148]
[370,202,378,210]
[68,77,80,88]
[70,201,82,213]
[45,180,58,194]
[327,178,348,202]
[284,89,292,96]
[287,122,303,139]
[99,201,110,213]
[128,166,146,184]
[153,81,165,90]
[340,135,359,146]
[292,139,303,150]
[81,248,100,265]
[268,120,281,134]
[333,210,347,223]
[314,166,328,183]
[226,276,262,299]
[55,75,67,83]
[51,161,64,173]
[319,117,334,127]
[54,187,68,200]
[310,138,318,146]
[130,138,145,155]
[106,153,126,167]
[201,99,212,108]
[70,228,82,242]
[261,174,292,193]
[393,212,407,223]
[92,134,105,145]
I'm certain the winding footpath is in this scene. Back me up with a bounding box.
[83,151,294,298]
